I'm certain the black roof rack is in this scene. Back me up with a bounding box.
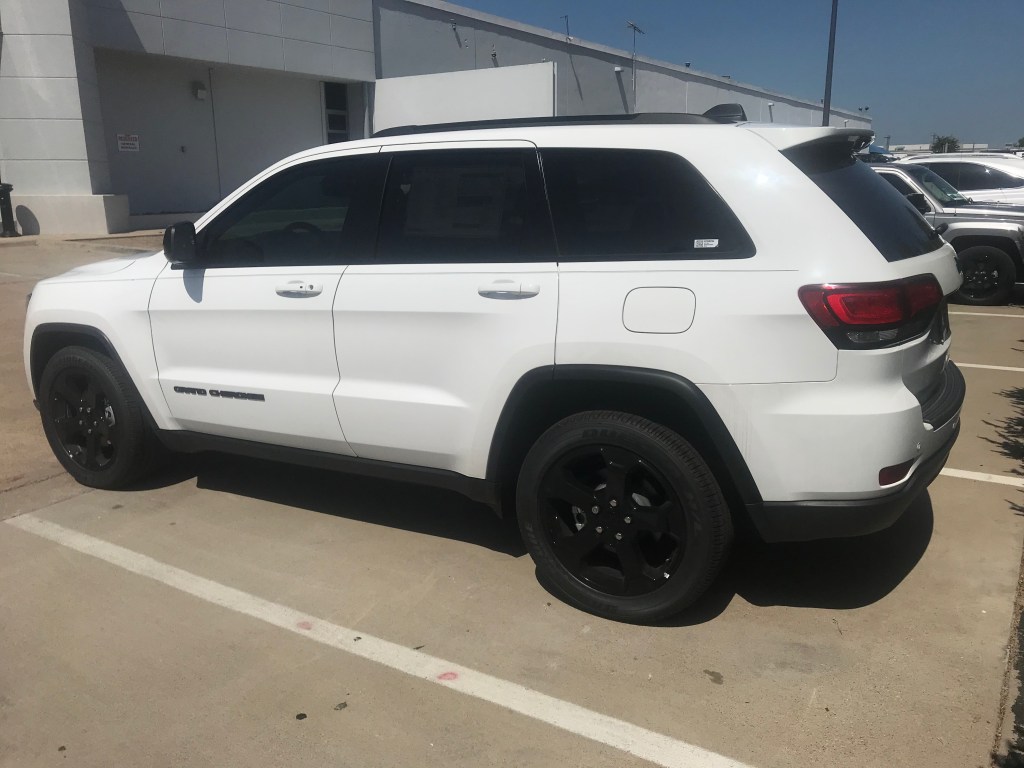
[372,104,748,138]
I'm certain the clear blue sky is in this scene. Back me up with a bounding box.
[450,0,1024,148]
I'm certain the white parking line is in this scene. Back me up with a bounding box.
[950,312,1024,319]
[940,468,1024,488]
[955,363,1024,373]
[5,513,752,768]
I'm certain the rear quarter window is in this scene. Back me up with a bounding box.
[540,149,754,261]
[785,143,943,262]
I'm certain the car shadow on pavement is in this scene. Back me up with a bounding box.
[141,452,936,622]
[666,492,935,626]
[178,453,527,557]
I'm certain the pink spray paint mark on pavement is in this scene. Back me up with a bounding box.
[297,621,313,630]
[437,671,459,681]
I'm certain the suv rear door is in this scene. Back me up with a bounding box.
[332,141,558,477]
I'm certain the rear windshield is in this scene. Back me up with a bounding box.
[785,143,944,262]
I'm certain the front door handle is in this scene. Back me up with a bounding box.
[276,281,323,298]
[478,280,540,300]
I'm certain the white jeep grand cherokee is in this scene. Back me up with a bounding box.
[24,112,965,623]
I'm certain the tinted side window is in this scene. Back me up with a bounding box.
[541,149,754,260]
[958,163,1024,190]
[952,163,996,191]
[878,172,916,196]
[919,162,961,188]
[376,149,554,263]
[202,154,386,267]
[786,143,943,262]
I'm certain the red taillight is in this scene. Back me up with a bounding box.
[799,276,944,349]
[905,278,944,316]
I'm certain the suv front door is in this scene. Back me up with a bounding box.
[149,148,386,452]
[332,143,558,477]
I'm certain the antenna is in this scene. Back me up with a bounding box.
[626,20,646,113]
[559,14,572,42]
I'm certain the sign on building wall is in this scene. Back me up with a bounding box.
[117,134,140,152]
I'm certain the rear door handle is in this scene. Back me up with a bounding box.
[478,280,540,300]
[276,281,323,298]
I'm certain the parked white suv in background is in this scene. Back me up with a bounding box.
[24,112,965,623]
[903,154,1024,205]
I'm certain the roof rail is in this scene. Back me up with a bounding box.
[371,104,751,138]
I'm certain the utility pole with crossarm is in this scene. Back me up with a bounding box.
[627,20,645,114]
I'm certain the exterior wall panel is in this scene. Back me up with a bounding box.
[376,0,870,130]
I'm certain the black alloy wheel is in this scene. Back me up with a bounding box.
[955,245,1015,306]
[47,366,119,472]
[39,346,157,489]
[539,444,685,597]
[517,411,732,623]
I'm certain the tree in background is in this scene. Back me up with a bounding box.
[930,135,961,153]
[1017,137,1024,148]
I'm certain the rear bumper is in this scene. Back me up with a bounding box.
[748,417,959,543]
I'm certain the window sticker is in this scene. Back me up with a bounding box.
[694,239,719,249]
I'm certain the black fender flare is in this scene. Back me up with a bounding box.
[485,364,763,508]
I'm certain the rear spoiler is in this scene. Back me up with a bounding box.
[745,125,874,153]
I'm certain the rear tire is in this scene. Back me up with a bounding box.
[954,246,1015,305]
[38,346,158,489]
[516,410,732,623]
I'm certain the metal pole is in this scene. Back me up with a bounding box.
[821,0,839,127]
[627,21,645,114]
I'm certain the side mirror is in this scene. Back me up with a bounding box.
[905,192,931,215]
[935,223,949,236]
[163,221,199,265]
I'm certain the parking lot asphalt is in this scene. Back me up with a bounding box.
[2,239,1023,768]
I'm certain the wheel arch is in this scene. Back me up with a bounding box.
[486,365,763,524]
[29,323,126,397]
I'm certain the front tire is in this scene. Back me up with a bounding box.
[38,346,157,489]
[955,246,1015,305]
[516,411,732,623]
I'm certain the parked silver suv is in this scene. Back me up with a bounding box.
[872,162,1024,304]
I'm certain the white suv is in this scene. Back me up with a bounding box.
[903,154,1024,205]
[24,113,965,623]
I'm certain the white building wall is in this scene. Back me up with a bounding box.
[0,0,126,234]
[373,62,555,133]
[95,50,329,216]
[211,67,326,196]
[0,0,375,233]
[95,50,221,215]
[82,0,375,82]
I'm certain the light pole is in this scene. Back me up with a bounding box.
[821,0,839,126]
[767,102,775,123]
[627,20,645,113]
